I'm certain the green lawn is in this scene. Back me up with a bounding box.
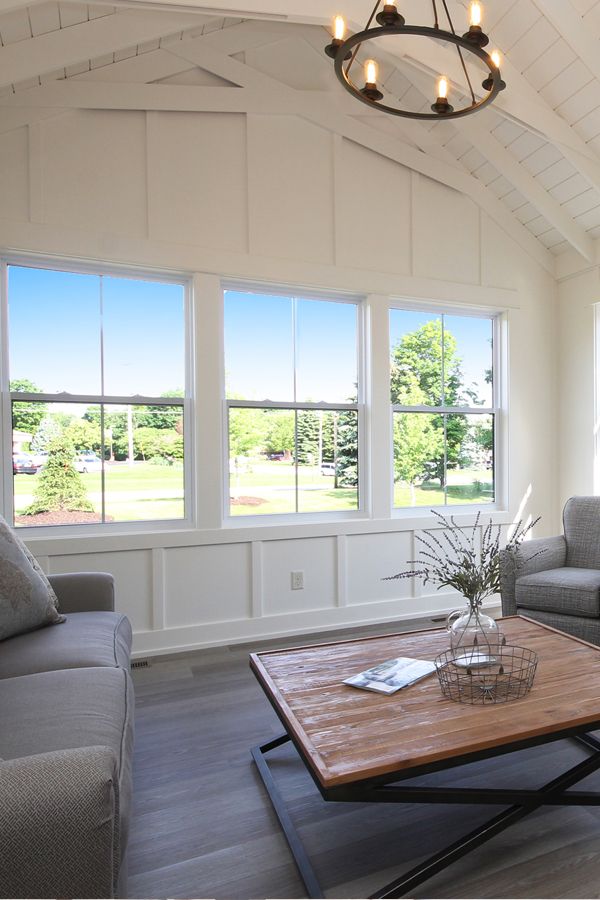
[13,460,494,523]
[229,460,358,516]
[14,462,184,523]
[393,469,494,508]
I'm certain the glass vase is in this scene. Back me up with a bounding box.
[446,605,500,667]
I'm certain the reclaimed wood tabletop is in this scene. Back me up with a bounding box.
[250,616,600,788]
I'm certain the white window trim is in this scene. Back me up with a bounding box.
[222,285,366,526]
[0,256,195,536]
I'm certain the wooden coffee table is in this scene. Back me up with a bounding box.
[250,616,600,898]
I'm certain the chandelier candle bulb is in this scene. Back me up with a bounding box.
[376,1,405,26]
[469,2,482,27]
[491,50,501,67]
[324,15,352,59]
[431,76,454,114]
[361,58,384,100]
[437,76,448,100]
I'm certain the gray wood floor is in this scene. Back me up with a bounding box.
[127,619,600,899]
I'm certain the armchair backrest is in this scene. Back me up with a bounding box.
[563,496,600,569]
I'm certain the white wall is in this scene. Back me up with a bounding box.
[0,108,559,656]
[557,265,600,507]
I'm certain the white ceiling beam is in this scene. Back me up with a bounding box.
[0,8,204,89]
[162,39,553,271]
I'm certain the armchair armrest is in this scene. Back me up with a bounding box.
[0,746,120,898]
[499,535,567,616]
[48,571,115,613]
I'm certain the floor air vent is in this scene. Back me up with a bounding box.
[131,659,151,669]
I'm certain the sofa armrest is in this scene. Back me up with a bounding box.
[0,746,120,898]
[48,571,115,613]
[499,535,567,616]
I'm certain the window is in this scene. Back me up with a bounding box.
[224,289,360,517]
[390,307,496,509]
[5,264,188,528]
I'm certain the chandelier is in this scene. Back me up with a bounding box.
[324,1,506,120]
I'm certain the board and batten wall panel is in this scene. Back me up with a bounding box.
[164,543,252,627]
[48,550,153,632]
[346,532,413,606]
[262,537,337,615]
[0,126,29,223]
[335,138,412,275]
[147,111,248,252]
[40,110,148,237]
[246,114,335,264]
[413,175,480,285]
[0,104,560,656]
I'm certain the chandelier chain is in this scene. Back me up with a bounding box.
[440,0,476,103]
[345,0,381,79]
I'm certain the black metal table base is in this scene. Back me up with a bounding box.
[251,731,600,899]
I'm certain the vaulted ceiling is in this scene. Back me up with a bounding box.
[2,0,600,272]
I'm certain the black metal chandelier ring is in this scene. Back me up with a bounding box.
[333,25,505,121]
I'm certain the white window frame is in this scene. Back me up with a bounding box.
[0,255,194,535]
[222,283,366,525]
[389,299,506,515]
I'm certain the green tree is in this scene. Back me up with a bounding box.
[393,373,444,503]
[229,408,267,459]
[134,391,184,430]
[264,411,295,457]
[64,418,102,454]
[31,416,62,452]
[335,410,359,487]
[390,320,469,487]
[24,436,93,515]
[296,411,320,465]
[10,379,47,434]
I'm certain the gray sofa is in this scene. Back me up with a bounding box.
[0,572,134,899]
[500,496,600,645]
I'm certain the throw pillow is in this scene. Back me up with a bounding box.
[0,515,65,640]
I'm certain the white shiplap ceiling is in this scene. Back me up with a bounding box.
[2,0,600,268]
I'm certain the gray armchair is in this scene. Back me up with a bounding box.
[500,496,600,645]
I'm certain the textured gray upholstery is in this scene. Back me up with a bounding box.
[515,567,600,618]
[499,535,567,616]
[0,746,119,899]
[0,568,133,898]
[500,497,600,645]
[564,496,600,569]
[0,610,132,679]
[0,666,134,863]
[48,571,115,613]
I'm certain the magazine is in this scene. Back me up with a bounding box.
[344,656,436,695]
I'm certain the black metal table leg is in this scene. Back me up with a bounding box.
[252,736,324,899]
[252,732,600,900]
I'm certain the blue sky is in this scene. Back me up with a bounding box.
[224,290,358,402]
[8,266,185,397]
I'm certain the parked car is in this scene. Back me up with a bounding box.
[321,462,336,476]
[76,453,103,473]
[12,454,41,475]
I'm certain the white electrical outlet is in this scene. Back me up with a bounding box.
[291,570,304,590]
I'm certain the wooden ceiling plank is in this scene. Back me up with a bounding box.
[0,8,205,89]
[532,0,600,85]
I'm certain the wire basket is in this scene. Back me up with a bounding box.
[435,645,538,704]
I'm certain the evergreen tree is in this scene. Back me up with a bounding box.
[296,410,320,465]
[25,436,93,514]
[335,410,359,487]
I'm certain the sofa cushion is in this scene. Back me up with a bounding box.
[0,666,134,851]
[516,566,600,618]
[0,515,64,640]
[0,611,132,679]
